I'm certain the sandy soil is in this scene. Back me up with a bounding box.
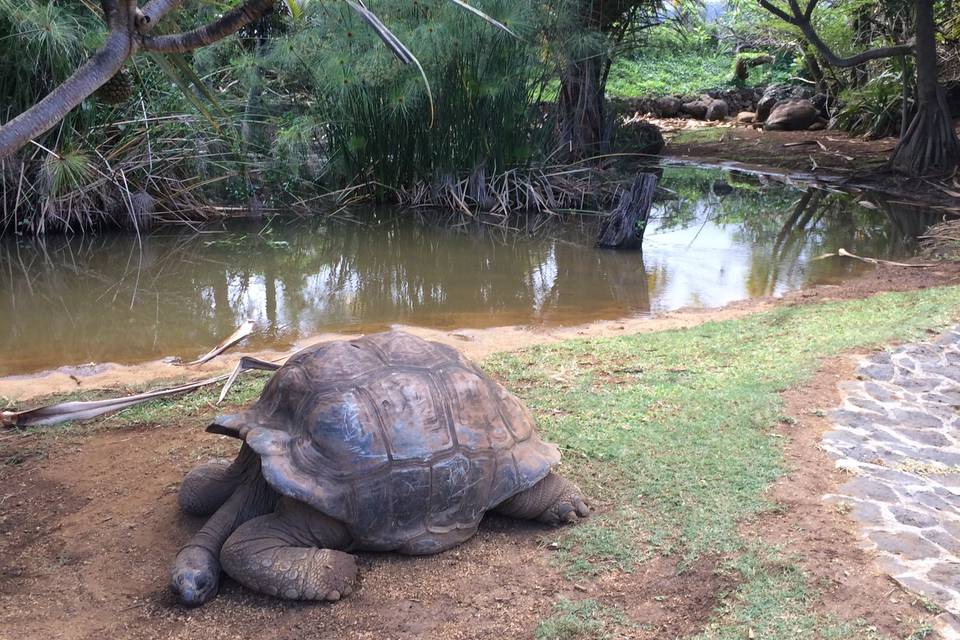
[2,262,960,639]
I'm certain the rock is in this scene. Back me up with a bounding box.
[756,84,813,122]
[655,96,682,118]
[705,99,729,121]
[611,120,665,155]
[890,506,939,529]
[764,99,828,131]
[681,99,709,120]
[869,530,941,560]
[736,111,756,124]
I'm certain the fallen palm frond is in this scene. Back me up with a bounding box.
[2,351,288,429]
[1,375,230,429]
[814,247,938,267]
[218,356,282,403]
[184,319,257,367]
[920,218,960,260]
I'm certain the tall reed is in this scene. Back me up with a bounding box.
[261,0,554,198]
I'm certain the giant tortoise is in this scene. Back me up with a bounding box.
[171,331,589,606]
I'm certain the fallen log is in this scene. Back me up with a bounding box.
[596,173,658,250]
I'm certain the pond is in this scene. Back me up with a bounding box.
[0,166,932,377]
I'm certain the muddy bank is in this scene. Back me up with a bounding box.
[660,120,960,211]
[4,259,960,404]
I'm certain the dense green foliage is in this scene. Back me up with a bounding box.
[256,1,552,194]
[606,23,793,97]
[0,0,238,233]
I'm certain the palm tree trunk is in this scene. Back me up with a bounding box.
[557,53,607,158]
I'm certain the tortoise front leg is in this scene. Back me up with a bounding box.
[178,443,260,516]
[171,446,277,606]
[495,472,590,525]
[220,498,357,602]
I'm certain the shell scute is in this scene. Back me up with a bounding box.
[361,331,457,369]
[292,340,384,387]
[428,452,494,532]
[362,370,452,461]
[442,367,515,451]
[296,389,389,478]
[387,465,433,540]
[494,386,535,442]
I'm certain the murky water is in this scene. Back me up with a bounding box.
[0,166,932,376]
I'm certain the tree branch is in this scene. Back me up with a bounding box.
[0,30,133,159]
[756,0,798,25]
[757,0,913,67]
[141,0,274,53]
[138,0,183,32]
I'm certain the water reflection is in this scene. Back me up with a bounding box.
[0,167,931,375]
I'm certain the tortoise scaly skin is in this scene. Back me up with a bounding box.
[170,331,589,606]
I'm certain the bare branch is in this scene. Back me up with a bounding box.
[141,0,274,52]
[757,0,913,67]
[797,20,913,67]
[756,0,798,25]
[0,30,132,159]
[138,0,183,32]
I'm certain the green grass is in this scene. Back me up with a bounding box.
[535,599,629,640]
[607,52,736,98]
[486,286,960,637]
[606,49,792,99]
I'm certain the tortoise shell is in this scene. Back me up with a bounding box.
[217,331,560,552]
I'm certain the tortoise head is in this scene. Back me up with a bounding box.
[206,413,251,439]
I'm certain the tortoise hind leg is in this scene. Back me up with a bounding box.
[495,472,590,525]
[220,498,357,601]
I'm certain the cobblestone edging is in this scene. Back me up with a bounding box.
[821,329,960,637]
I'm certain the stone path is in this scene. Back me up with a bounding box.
[822,328,960,637]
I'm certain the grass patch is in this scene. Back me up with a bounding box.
[486,286,960,635]
[697,549,884,640]
[607,53,737,98]
[606,50,791,99]
[535,599,629,640]
[667,128,730,145]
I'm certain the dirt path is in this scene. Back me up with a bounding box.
[2,262,960,640]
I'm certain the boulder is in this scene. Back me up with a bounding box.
[655,96,682,118]
[756,84,813,122]
[756,95,778,123]
[611,120,665,155]
[705,99,729,121]
[681,99,710,120]
[736,111,756,124]
[764,99,828,131]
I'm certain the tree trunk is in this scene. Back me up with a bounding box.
[596,173,657,250]
[890,0,960,176]
[557,53,607,158]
